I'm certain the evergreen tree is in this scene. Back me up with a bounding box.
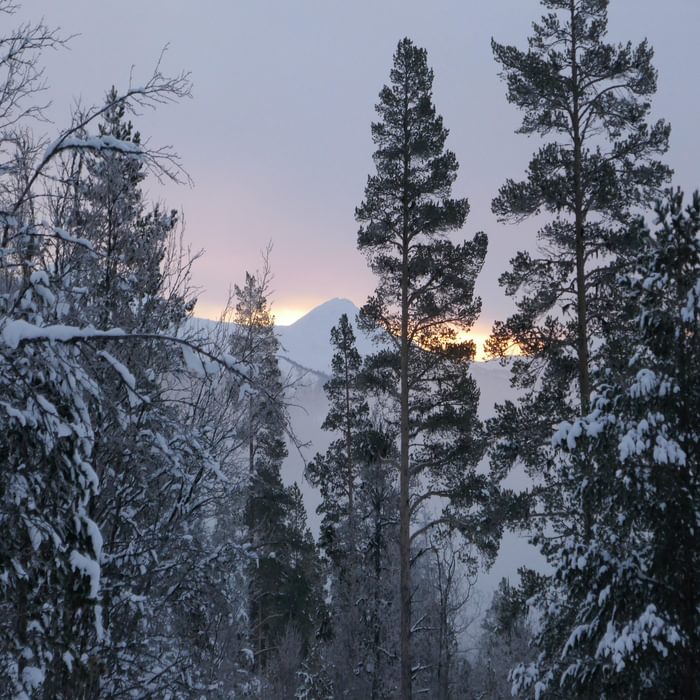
[307,314,368,580]
[0,24,198,696]
[469,578,533,699]
[51,88,226,696]
[356,425,401,700]
[308,317,401,698]
[306,314,367,695]
[231,269,286,478]
[512,189,699,698]
[0,286,103,699]
[487,6,675,694]
[488,0,671,481]
[66,87,185,331]
[356,37,489,697]
[232,271,322,686]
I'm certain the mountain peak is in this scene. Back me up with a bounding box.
[276,298,372,374]
[285,297,359,329]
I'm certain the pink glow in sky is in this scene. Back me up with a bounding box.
[17,0,700,328]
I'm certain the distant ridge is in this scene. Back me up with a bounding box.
[192,297,507,376]
[189,298,370,376]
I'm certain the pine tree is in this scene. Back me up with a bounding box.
[356,37,489,697]
[488,0,671,482]
[512,189,699,698]
[487,6,675,694]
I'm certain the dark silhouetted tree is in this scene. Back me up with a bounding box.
[356,37,489,697]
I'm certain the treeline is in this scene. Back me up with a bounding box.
[0,0,697,699]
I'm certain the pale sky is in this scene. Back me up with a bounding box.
[17,1,700,334]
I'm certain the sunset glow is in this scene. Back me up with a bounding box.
[195,298,512,362]
[194,299,312,327]
[451,327,521,362]
[272,307,311,327]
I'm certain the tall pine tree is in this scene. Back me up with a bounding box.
[356,37,489,697]
[487,5,674,692]
[488,0,671,470]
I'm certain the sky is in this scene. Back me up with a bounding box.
[16,0,700,338]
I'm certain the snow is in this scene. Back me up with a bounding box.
[652,434,686,466]
[595,605,681,672]
[182,343,206,377]
[86,517,104,561]
[94,604,105,642]
[69,550,100,599]
[27,523,42,551]
[1,401,27,425]
[630,368,656,398]
[680,279,699,323]
[276,298,374,374]
[29,270,49,287]
[98,350,136,390]
[21,665,44,691]
[43,134,143,161]
[35,394,58,416]
[50,226,94,250]
[0,320,126,350]
[80,460,99,492]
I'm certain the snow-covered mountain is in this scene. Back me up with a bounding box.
[276,297,516,417]
[276,297,373,374]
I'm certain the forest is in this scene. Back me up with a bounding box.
[0,0,697,698]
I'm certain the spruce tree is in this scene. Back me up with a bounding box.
[232,271,322,684]
[56,89,221,696]
[0,21,198,692]
[308,316,401,698]
[307,314,368,578]
[356,37,489,697]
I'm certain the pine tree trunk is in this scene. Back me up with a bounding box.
[570,0,590,417]
[574,189,590,414]
[399,202,412,699]
[249,394,254,475]
[570,1,594,550]
[372,494,383,700]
